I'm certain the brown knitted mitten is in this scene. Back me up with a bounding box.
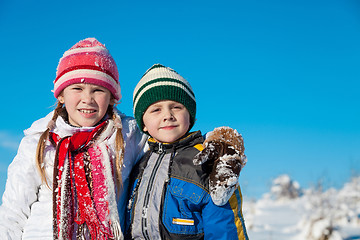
[194,127,247,206]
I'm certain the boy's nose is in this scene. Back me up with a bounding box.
[163,110,175,121]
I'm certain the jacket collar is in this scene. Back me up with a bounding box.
[147,131,203,153]
[24,110,111,139]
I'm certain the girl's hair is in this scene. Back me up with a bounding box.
[35,101,125,190]
[107,104,125,190]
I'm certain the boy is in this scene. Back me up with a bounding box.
[126,64,248,239]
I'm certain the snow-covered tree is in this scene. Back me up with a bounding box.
[270,174,302,200]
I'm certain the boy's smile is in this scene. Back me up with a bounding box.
[143,100,191,143]
[58,83,112,127]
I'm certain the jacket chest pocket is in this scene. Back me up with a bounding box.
[162,177,208,235]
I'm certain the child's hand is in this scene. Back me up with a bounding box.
[193,127,247,206]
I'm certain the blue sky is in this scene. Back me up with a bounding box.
[0,0,359,200]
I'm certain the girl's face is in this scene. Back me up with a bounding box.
[142,100,191,143]
[58,83,112,127]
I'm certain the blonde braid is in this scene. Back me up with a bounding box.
[35,101,63,188]
[108,105,125,190]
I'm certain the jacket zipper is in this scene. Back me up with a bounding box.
[141,143,165,240]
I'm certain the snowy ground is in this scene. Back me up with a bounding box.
[242,175,360,240]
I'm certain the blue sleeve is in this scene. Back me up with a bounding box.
[202,187,249,240]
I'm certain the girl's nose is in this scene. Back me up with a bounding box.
[81,91,94,104]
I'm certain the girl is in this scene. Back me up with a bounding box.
[0,38,245,240]
[0,38,146,240]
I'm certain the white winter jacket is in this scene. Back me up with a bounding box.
[0,111,148,240]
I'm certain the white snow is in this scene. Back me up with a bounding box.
[243,175,360,240]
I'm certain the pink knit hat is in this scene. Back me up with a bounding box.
[53,38,121,101]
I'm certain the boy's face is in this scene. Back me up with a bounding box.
[58,83,112,127]
[143,100,191,143]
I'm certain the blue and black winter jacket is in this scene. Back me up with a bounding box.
[125,131,248,240]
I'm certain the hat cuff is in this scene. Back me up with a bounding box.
[54,69,121,100]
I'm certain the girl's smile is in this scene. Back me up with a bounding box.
[79,109,96,114]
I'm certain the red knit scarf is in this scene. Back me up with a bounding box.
[50,121,119,239]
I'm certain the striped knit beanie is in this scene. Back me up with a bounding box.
[133,64,196,132]
[53,38,121,101]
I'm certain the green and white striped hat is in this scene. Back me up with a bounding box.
[133,64,196,132]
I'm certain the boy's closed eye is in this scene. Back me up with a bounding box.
[172,104,184,110]
[150,107,161,113]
